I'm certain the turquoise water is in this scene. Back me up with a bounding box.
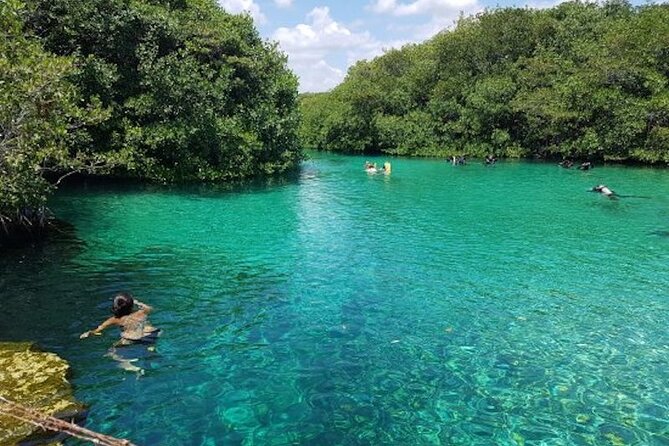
[2,153,669,445]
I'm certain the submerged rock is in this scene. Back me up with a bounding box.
[0,342,85,445]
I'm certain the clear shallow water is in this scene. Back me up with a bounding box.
[2,153,669,445]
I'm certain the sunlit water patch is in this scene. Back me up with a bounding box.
[1,153,669,445]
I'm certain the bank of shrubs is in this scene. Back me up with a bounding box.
[1,0,300,237]
[300,1,669,164]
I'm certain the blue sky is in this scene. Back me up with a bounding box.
[216,0,644,93]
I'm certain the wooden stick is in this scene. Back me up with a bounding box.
[0,396,136,446]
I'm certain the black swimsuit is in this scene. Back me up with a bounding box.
[117,313,161,346]
[121,328,161,344]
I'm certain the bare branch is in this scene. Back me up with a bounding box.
[52,160,115,186]
[0,396,136,446]
[53,169,80,187]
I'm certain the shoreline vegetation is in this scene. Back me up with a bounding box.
[299,1,669,165]
[2,0,668,247]
[1,0,301,245]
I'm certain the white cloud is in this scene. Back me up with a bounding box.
[274,0,293,7]
[218,0,266,24]
[300,61,346,92]
[369,0,478,16]
[273,7,399,92]
[369,0,482,42]
[370,0,399,14]
[274,7,376,54]
[400,8,479,40]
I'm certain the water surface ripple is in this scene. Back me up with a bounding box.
[1,153,669,445]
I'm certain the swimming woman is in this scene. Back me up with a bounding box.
[592,184,616,197]
[81,292,160,372]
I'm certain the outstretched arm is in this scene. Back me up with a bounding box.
[80,317,118,339]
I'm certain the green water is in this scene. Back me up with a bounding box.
[2,153,669,445]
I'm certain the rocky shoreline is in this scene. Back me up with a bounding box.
[0,342,86,445]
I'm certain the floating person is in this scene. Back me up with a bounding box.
[485,154,497,165]
[558,159,573,168]
[382,161,392,175]
[452,155,466,166]
[579,161,593,170]
[591,184,616,198]
[80,292,160,373]
[364,161,379,174]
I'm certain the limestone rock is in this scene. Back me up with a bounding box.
[0,342,85,445]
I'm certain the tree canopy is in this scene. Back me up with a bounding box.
[24,0,301,181]
[1,0,300,239]
[0,0,105,233]
[299,1,669,164]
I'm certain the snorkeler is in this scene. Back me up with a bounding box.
[365,162,379,174]
[451,156,466,165]
[80,292,160,372]
[592,184,615,197]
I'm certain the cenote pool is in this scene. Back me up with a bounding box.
[1,153,669,445]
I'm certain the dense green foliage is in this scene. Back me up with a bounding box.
[0,0,104,231]
[1,0,300,238]
[300,1,669,163]
[24,0,301,181]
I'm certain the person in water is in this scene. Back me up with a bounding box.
[365,162,379,173]
[81,292,160,372]
[579,161,593,170]
[80,292,159,344]
[592,184,615,197]
[452,155,466,165]
[384,161,392,174]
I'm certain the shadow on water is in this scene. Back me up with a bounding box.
[616,194,653,199]
[0,220,91,347]
[61,168,307,197]
[0,217,84,249]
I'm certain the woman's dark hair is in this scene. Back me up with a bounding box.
[112,292,134,318]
